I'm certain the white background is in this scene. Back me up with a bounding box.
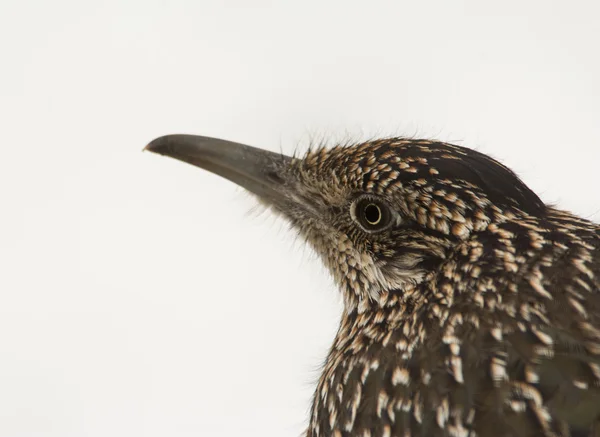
[2,1,599,436]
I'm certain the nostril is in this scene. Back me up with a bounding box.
[265,169,285,185]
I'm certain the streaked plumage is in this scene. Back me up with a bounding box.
[146,135,600,437]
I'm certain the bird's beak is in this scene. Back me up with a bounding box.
[145,134,294,206]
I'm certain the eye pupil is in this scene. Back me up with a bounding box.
[364,204,381,225]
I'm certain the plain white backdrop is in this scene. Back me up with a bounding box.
[1,1,599,436]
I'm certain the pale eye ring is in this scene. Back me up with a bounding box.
[351,197,394,232]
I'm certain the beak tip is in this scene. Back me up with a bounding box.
[144,136,171,155]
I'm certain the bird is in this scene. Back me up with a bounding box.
[145,134,600,437]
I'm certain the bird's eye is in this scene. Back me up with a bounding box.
[352,197,393,232]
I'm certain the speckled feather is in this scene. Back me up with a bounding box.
[147,134,600,437]
[273,139,600,437]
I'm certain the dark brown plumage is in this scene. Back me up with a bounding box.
[146,135,600,437]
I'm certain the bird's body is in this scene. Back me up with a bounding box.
[309,205,600,437]
[146,136,600,437]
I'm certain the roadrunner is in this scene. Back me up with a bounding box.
[145,135,600,437]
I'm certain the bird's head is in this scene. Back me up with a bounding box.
[146,135,545,311]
